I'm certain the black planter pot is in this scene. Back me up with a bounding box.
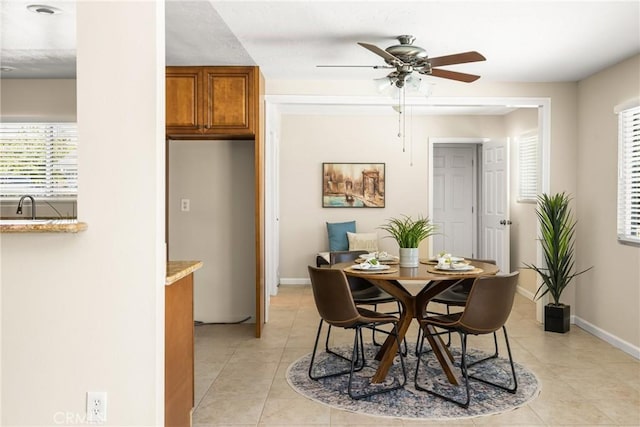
[544,304,570,333]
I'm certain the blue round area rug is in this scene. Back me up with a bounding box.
[286,343,541,420]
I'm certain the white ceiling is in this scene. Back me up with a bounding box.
[1,1,639,83]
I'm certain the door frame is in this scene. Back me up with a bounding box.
[264,95,550,323]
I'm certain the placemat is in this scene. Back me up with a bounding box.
[344,267,399,275]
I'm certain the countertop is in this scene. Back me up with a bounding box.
[0,219,88,233]
[166,261,203,285]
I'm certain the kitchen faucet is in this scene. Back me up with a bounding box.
[16,195,36,220]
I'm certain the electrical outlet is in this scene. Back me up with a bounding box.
[181,198,190,212]
[86,391,107,423]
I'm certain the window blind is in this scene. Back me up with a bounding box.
[617,104,640,246]
[518,130,539,203]
[0,123,78,199]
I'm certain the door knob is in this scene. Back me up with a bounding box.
[500,219,513,225]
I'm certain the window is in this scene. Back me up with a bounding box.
[517,130,539,203]
[0,123,78,199]
[616,100,640,246]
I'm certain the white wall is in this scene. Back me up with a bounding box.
[575,54,640,351]
[505,108,539,295]
[168,140,256,323]
[1,2,165,424]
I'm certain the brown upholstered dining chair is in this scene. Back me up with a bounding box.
[414,271,520,408]
[329,251,406,352]
[416,259,499,361]
[307,266,407,399]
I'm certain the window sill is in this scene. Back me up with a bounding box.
[617,237,640,248]
[0,219,87,233]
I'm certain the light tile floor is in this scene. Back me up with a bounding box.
[192,284,640,426]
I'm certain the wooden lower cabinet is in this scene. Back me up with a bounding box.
[165,273,194,427]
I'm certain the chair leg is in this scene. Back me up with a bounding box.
[414,329,471,408]
[467,330,499,367]
[323,322,366,366]
[309,319,364,380]
[415,313,450,356]
[415,326,518,408]
[348,322,407,400]
[468,326,518,393]
[445,305,452,346]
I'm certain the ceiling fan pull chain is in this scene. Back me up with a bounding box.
[398,86,407,153]
[409,105,414,165]
[401,86,407,152]
[397,87,403,139]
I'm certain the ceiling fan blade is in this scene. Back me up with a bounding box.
[430,68,481,83]
[429,51,486,67]
[357,42,404,66]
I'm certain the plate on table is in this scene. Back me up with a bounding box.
[358,253,398,262]
[436,263,475,272]
[439,256,465,262]
[349,263,390,271]
[423,256,466,264]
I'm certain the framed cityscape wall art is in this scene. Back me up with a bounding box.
[322,162,385,208]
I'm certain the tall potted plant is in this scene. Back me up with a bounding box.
[524,192,592,333]
[379,215,437,267]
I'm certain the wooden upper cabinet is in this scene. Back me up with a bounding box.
[166,66,256,139]
[166,68,202,135]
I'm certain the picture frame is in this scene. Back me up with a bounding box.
[322,162,385,208]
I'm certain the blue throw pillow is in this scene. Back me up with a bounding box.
[326,221,356,251]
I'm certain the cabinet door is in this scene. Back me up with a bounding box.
[203,67,255,136]
[166,68,203,135]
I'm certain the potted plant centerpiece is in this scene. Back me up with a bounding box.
[524,192,592,333]
[379,215,437,267]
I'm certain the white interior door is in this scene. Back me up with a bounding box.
[481,139,510,272]
[432,145,476,258]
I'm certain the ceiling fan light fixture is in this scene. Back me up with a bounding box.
[405,75,434,97]
[27,4,62,15]
[374,76,397,93]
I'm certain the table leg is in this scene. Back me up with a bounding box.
[366,279,414,384]
[423,324,460,385]
[416,280,462,384]
[359,277,463,385]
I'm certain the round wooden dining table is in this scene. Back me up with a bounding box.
[335,259,499,385]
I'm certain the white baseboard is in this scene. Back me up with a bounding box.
[516,285,535,301]
[573,315,640,360]
[279,278,310,286]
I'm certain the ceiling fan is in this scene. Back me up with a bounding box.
[319,35,486,87]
